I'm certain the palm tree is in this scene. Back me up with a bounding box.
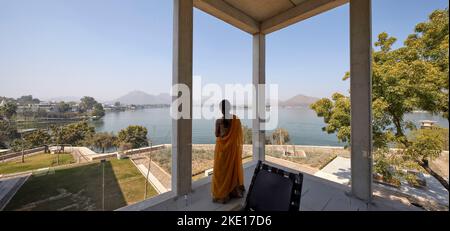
[92,132,118,153]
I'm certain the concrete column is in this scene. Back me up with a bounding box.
[172,0,193,196]
[350,0,373,202]
[252,33,266,162]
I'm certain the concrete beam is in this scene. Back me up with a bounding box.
[172,0,193,196]
[252,33,265,161]
[261,0,348,34]
[350,0,372,202]
[194,0,260,34]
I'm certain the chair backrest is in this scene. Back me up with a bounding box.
[244,161,303,211]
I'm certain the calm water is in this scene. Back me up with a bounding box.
[92,108,449,146]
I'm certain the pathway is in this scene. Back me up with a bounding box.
[314,156,448,209]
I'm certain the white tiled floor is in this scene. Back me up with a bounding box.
[119,161,423,211]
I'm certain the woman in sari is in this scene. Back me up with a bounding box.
[212,99,245,203]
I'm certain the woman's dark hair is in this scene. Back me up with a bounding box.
[220,99,231,129]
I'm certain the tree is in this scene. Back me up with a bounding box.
[118,142,133,153]
[51,121,95,146]
[0,120,19,148]
[92,103,105,118]
[10,139,30,152]
[114,102,121,107]
[405,9,449,120]
[310,93,351,147]
[79,96,98,113]
[91,132,117,153]
[117,125,149,149]
[271,128,291,145]
[242,125,252,144]
[10,138,31,163]
[56,101,71,113]
[50,125,65,145]
[310,9,449,190]
[0,102,18,120]
[24,129,51,148]
[402,128,448,189]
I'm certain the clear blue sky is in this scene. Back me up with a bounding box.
[0,0,448,102]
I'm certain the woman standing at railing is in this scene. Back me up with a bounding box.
[211,99,245,203]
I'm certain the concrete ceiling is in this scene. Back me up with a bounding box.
[194,0,348,34]
[223,0,297,22]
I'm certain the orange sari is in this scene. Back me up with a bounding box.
[211,115,244,201]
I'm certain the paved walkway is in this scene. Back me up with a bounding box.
[314,156,351,185]
[314,156,448,209]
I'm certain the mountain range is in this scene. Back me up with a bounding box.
[279,94,320,108]
[112,90,171,105]
[111,91,319,107]
[40,91,319,108]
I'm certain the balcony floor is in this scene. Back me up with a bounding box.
[119,161,424,211]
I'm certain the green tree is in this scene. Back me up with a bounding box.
[90,132,117,153]
[0,102,18,120]
[10,139,31,152]
[51,121,95,146]
[24,129,51,147]
[92,103,105,118]
[0,120,19,148]
[310,93,351,147]
[373,149,401,186]
[10,138,32,163]
[117,125,149,149]
[310,9,449,190]
[79,96,98,113]
[271,128,291,145]
[405,9,449,120]
[56,101,71,113]
[402,128,448,189]
[50,125,64,145]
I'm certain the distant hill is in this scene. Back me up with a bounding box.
[279,94,320,108]
[113,91,171,105]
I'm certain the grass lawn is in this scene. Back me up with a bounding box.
[0,153,75,175]
[4,158,158,211]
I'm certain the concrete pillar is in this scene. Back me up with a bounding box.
[172,0,193,196]
[252,33,266,161]
[350,0,373,202]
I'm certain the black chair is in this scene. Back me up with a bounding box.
[243,161,303,211]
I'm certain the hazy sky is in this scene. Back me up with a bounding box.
[0,0,448,102]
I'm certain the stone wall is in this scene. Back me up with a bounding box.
[125,145,166,156]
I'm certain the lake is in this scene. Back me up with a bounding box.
[92,107,449,147]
